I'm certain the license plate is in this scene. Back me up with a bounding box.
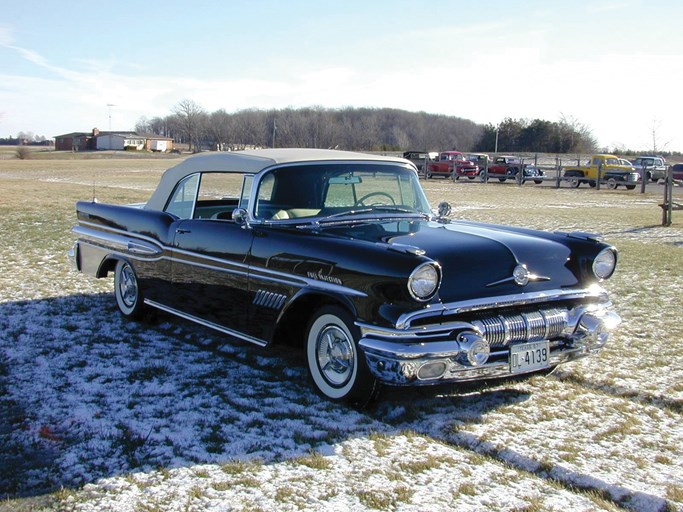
[510,341,550,374]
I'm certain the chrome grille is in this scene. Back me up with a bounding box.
[472,308,567,347]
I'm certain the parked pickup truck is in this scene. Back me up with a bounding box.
[630,155,667,182]
[487,156,544,184]
[563,154,640,189]
[424,151,480,180]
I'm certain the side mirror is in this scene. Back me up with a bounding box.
[232,207,250,226]
[437,201,452,217]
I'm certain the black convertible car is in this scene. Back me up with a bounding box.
[70,149,621,404]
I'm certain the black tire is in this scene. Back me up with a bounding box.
[625,184,636,190]
[568,177,581,188]
[498,177,506,182]
[607,177,618,190]
[589,181,596,188]
[114,260,146,320]
[534,179,543,184]
[305,306,377,405]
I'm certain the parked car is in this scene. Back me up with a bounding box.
[488,156,545,184]
[464,153,490,176]
[563,154,640,189]
[672,163,683,181]
[631,156,667,182]
[402,150,437,177]
[423,151,480,180]
[69,149,621,404]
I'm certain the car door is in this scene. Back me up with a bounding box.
[162,171,258,340]
[170,218,254,336]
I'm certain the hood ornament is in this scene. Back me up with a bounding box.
[486,263,551,288]
[513,264,530,286]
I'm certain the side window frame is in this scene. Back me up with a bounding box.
[164,173,200,219]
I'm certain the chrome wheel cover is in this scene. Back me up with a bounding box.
[316,324,355,387]
[118,264,138,308]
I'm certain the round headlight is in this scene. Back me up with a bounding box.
[593,248,616,280]
[408,262,440,301]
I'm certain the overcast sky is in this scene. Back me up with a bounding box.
[1,0,681,152]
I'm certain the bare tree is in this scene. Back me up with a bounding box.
[172,99,207,152]
[648,119,671,154]
[209,109,234,150]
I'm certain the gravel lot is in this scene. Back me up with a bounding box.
[0,157,681,511]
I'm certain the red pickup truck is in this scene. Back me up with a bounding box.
[423,151,480,180]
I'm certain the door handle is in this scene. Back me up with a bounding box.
[175,228,191,234]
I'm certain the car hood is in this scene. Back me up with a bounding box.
[325,219,579,303]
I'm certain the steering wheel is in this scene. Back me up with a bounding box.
[354,191,396,207]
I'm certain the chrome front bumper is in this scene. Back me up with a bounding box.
[358,301,621,386]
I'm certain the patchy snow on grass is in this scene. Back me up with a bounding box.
[1,164,682,511]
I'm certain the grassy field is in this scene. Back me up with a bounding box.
[0,155,681,512]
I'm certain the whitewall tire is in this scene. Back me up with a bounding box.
[305,306,376,404]
[114,260,145,320]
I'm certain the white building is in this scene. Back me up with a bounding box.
[96,133,146,151]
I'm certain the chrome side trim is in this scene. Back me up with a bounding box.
[144,299,268,347]
[75,222,164,249]
[74,222,366,298]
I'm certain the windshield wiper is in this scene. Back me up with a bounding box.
[371,206,427,216]
[294,206,428,230]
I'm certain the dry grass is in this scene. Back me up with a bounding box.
[0,155,682,512]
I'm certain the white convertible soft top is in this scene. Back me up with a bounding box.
[145,148,410,211]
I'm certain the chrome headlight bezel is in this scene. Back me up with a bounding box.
[408,262,441,301]
[592,247,617,280]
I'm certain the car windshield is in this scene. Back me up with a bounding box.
[254,163,431,221]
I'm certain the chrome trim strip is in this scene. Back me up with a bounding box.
[75,222,164,248]
[394,286,608,329]
[75,222,366,297]
[144,299,268,347]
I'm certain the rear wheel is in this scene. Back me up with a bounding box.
[114,260,146,320]
[305,306,377,405]
[625,184,636,190]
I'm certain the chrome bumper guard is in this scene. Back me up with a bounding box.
[358,302,621,386]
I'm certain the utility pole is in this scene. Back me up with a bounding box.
[107,103,116,150]
[272,118,277,148]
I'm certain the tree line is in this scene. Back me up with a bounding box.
[138,100,598,154]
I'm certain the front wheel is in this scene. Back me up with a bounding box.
[305,306,377,405]
[568,177,581,188]
[607,177,618,190]
[114,260,146,319]
[625,184,636,190]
